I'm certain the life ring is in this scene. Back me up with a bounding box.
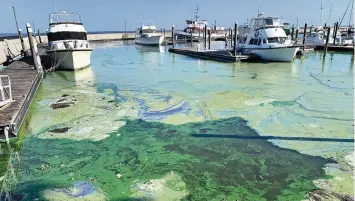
[254,31,259,37]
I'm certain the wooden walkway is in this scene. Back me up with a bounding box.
[0,57,42,141]
[168,48,250,62]
[315,45,354,52]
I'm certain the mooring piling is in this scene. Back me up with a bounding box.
[208,29,211,50]
[323,27,331,58]
[204,24,207,50]
[291,25,295,40]
[302,22,308,51]
[172,25,175,48]
[25,23,39,70]
[233,21,238,56]
[37,30,42,44]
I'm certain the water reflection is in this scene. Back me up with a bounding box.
[55,67,95,86]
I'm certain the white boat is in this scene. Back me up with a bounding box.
[135,22,164,46]
[46,11,92,70]
[237,13,299,62]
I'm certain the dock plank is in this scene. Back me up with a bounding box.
[0,58,42,140]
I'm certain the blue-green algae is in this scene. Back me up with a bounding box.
[14,117,331,201]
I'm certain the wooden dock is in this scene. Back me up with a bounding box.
[168,48,250,62]
[0,57,42,142]
[314,45,354,52]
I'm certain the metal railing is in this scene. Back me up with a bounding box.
[0,75,13,107]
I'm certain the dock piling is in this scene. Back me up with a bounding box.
[208,30,211,50]
[37,30,42,44]
[295,28,299,40]
[333,22,339,44]
[26,23,39,70]
[233,21,238,56]
[229,28,232,48]
[204,24,207,50]
[291,25,295,40]
[225,31,228,49]
[323,27,331,58]
[302,22,308,51]
[172,25,175,48]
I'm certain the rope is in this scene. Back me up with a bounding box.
[44,48,70,74]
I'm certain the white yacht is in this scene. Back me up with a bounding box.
[46,11,93,70]
[238,14,299,62]
[135,22,164,46]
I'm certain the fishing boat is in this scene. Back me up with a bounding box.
[237,13,299,62]
[174,6,207,42]
[46,11,92,70]
[135,22,164,46]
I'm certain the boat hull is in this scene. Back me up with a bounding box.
[47,49,93,70]
[135,35,164,46]
[242,46,299,62]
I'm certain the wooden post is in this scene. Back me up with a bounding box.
[333,22,338,45]
[204,24,207,50]
[324,23,327,29]
[26,23,38,70]
[160,27,163,33]
[172,25,175,48]
[208,29,211,50]
[323,27,331,58]
[233,21,238,56]
[163,27,166,38]
[295,28,299,40]
[309,25,313,34]
[225,31,228,49]
[37,29,42,44]
[291,25,295,40]
[230,28,233,48]
[302,22,308,51]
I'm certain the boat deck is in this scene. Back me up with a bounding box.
[0,57,42,142]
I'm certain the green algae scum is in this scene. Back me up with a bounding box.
[0,41,354,200]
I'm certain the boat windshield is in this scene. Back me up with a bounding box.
[141,29,156,34]
[47,31,87,41]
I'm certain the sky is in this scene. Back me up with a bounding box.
[0,0,353,33]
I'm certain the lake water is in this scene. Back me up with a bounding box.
[1,41,353,201]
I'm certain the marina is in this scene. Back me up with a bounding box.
[0,1,354,201]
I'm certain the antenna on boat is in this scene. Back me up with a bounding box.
[327,3,333,24]
[257,6,261,17]
[348,0,354,27]
[195,6,200,21]
[320,0,324,25]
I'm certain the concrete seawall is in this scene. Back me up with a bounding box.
[0,32,173,65]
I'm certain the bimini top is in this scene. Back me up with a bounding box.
[48,11,87,33]
[140,21,157,30]
[249,15,283,30]
[49,11,82,25]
